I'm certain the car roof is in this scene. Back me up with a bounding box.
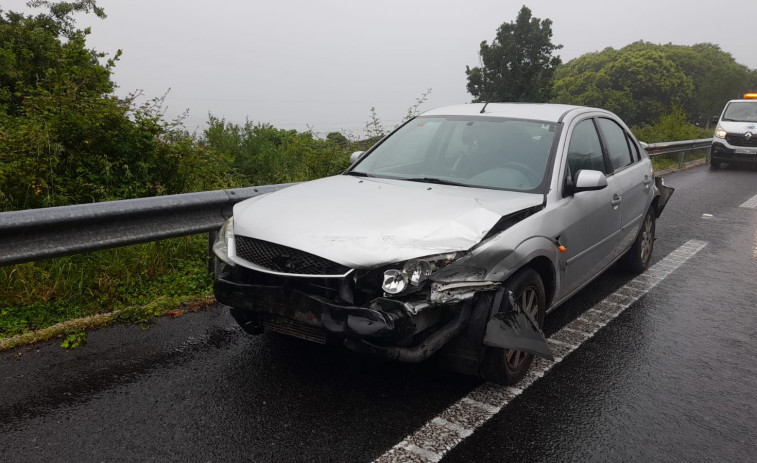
[420,102,597,123]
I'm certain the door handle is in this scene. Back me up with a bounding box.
[611,194,622,208]
[643,175,652,189]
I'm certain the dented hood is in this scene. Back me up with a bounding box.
[232,175,544,269]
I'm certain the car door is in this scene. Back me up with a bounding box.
[557,118,623,298]
[595,117,653,257]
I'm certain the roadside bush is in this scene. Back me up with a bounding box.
[632,107,712,143]
[204,116,352,186]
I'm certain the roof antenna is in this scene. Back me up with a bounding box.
[480,101,490,114]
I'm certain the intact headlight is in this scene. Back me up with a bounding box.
[715,126,727,139]
[212,217,235,266]
[381,252,465,295]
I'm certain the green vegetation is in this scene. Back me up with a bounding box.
[0,235,213,338]
[631,108,712,172]
[552,42,757,126]
[632,108,712,144]
[466,6,562,103]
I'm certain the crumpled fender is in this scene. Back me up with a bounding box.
[481,235,560,283]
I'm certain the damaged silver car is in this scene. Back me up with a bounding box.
[212,103,673,385]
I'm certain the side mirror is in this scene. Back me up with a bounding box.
[711,115,719,125]
[573,170,608,193]
[350,151,364,165]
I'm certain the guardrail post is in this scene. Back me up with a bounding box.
[679,151,685,168]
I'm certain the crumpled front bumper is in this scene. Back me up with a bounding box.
[214,267,504,362]
[214,273,438,344]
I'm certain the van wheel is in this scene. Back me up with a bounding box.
[479,268,546,385]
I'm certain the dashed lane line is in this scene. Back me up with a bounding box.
[373,239,708,463]
[739,193,757,209]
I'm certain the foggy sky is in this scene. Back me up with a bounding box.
[4,0,756,136]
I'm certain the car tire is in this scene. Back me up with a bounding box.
[479,268,546,386]
[710,160,721,170]
[623,207,656,274]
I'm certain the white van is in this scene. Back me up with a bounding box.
[710,94,757,169]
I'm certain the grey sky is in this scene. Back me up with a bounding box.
[5,0,757,136]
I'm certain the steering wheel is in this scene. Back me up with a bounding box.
[498,161,541,185]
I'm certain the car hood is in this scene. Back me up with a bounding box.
[232,175,544,269]
[720,120,757,133]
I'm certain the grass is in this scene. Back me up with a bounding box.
[0,234,214,340]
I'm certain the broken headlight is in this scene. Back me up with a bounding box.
[381,252,465,295]
[212,217,235,266]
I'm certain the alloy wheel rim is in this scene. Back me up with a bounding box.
[640,215,653,263]
[506,286,539,370]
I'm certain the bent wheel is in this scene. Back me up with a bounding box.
[479,268,546,385]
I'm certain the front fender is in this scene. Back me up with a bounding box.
[483,235,560,283]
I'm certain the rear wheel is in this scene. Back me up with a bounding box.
[479,268,546,385]
[623,207,655,274]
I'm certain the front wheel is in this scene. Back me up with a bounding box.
[479,268,546,385]
[623,207,656,274]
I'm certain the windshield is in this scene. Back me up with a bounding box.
[722,101,757,122]
[349,116,557,192]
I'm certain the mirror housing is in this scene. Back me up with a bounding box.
[349,151,364,165]
[573,170,608,193]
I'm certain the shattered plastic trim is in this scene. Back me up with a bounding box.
[428,281,500,304]
[373,239,708,463]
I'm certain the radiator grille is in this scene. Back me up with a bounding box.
[235,236,350,276]
[726,133,757,147]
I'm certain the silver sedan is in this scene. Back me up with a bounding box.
[212,103,673,385]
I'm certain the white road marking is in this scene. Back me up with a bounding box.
[739,193,757,209]
[373,239,708,463]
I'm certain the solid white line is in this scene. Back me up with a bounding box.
[372,239,708,463]
[739,193,757,209]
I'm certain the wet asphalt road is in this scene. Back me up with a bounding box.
[1,164,756,462]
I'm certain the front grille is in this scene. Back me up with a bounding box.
[726,133,757,147]
[234,236,350,276]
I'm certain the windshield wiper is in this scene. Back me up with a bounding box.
[345,171,373,178]
[404,177,470,187]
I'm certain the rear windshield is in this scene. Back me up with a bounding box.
[722,101,757,122]
[349,116,557,192]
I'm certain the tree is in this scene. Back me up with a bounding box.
[0,1,239,211]
[552,42,756,126]
[465,6,562,103]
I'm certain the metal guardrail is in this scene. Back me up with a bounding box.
[0,138,714,268]
[645,138,713,170]
[644,138,712,156]
[0,184,292,267]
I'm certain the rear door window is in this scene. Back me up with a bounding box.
[597,118,633,172]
